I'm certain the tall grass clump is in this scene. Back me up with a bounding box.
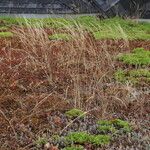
[10,17,147,117]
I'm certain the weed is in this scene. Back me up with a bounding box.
[65,109,85,119]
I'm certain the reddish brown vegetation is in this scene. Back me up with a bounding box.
[0,28,150,149]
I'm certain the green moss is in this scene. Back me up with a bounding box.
[65,132,111,146]
[97,120,112,126]
[112,119,132,133]
[97,119,132,134]
[98,125,116,133]
[0,26,9,31]
[114,69,126,83]
[114,69,150,84]
[0,32,13,38]
[65,109,85,118]
[62,145,84,150]
[129,69,150,78]
[66,132,89,144]
[117,48,150,66]
[89,135,111,146]
[49,33,72,41]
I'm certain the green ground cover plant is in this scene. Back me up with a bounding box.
[0,15,149,149]
[0,16,150,40]
[63,145,84,150]
[66,132,90,144]
[65,132,111,146]
[97,119,132,133]
[35,137,48,148]
[117,48,150,66]
[115,48,150,84]
[49,33,72,41]
[0,26,9,31]
[0,32,13,38]
[89,135,111,146]
[115,69,150,84]
[65,109,85,118]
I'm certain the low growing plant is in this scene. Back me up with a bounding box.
[62,145,84,150]
[89,135,111,146]
[0,32,13,38]
[65,132,111,146]
[117,48,150,66]
[112,119,132,133]
[97,119,132,134]
[65,109,85,119]
[114,69,150,84]
[35,137,48,148]
[0,26,9,31]
[49,33,72,41]
[98,125,116,134]
[66,132,89,144]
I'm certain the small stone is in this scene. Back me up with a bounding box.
[44,143,51,150]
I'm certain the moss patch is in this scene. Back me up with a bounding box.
[65,109,85,119]
[97,119,132,133]
[0,32,13,38]
[115,69,150,84]
[89,135,111,146]
[117,48,150,66]
[0,26,9,32]
[65,132,111,146]
[66,132,90,144]
[115,48,150,85]
[35,137,48,148]
[49,33,72,41]
[63,145,84,150]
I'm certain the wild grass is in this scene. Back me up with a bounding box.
[8,17,149,115]
[2,16,148,112]
[0,16,149,149]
